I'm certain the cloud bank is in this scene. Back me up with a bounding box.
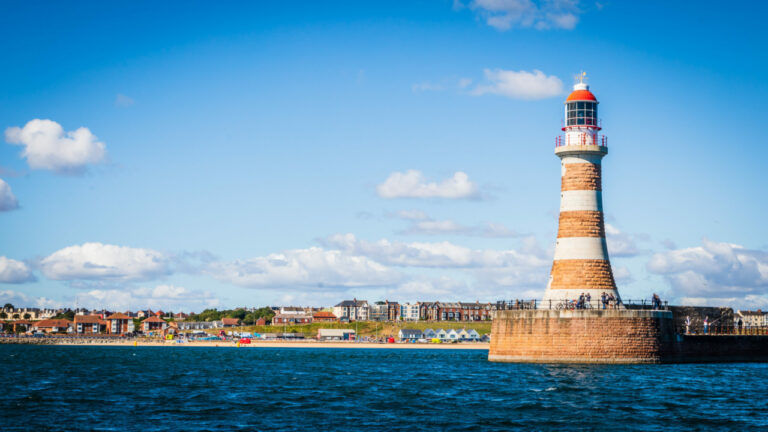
[471,69,563,100]
[0,257,35,284]
[377,170,479,199]
[40,242,170,282]
[462,0,581,31]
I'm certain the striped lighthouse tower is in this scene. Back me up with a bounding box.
[541,74,621,306]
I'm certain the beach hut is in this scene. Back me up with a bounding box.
[398,329,422,342]
[422,328,437,339]
[446,329,459,341]
[436,329,448,341]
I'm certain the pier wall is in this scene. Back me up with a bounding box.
[489,309,768,364]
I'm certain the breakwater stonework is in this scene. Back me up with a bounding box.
[489,309,768,363]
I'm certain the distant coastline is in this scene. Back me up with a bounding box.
[0,337,489,350]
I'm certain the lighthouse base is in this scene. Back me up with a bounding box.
[489,309,675,364]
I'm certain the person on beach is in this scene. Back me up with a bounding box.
[601,292,607,309]
[585,293,592,308]
[737,318,743,334]
[703,316,709,334]
[685,316,691,334]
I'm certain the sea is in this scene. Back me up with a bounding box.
[2,345,767,431]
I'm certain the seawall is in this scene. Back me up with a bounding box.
[489,309,768,364]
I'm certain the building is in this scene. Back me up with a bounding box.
[735,310,767,328]
[369,303,388,322]
[458,302,495,321]
[106,313,135,334]
[221,318,241,327]
[541,76,620,306]
[74,315,107,334]
[398,329,422,342]
[272,314,312,325]
[177,321,222,330]
[32,319,72,334]
[399,303,419,321]
[317,329,356,341]
[422,328,437,340]
[312,311,338,322]
[458,329,481,341]
[332,299,369,322]
[141,316,168,333]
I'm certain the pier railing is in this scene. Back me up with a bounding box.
[496,299,669,311]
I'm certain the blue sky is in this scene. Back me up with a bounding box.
[1,0,767,311]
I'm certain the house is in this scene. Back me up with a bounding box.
[436,329,448,341]
[254,318,267,326]
[221,318,241,327]
[462,329,481,341]
[398,329,422,342]
[176,321,222,330]
[332,299,369,322]
[279,306,309,315]
[317,328,356,341]
[369,303,388,321]
[458,302,495,321]
[312,311,338,322]
[399,303,420,321]
[74,315,107,334]
[106,313,135,334]
[33,319,72,334]
[446,329,460,341]
[9,319,31,333]
[735,310,767,328]
[141,316,168,333]
[272,314,312,325]
[174,312,188,321]
[422,328,437,339]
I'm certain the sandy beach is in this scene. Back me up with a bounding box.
[1,338,489,349]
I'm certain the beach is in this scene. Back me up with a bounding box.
[0,337,489,349]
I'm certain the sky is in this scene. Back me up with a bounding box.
[1,0,767,312]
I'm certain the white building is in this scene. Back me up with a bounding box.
[399,303,420,321]
[332,299,369,321]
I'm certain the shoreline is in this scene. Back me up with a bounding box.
[0,338,489,350]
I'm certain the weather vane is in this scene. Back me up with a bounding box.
[574,71,588,85]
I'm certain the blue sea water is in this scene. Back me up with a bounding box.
[2,345,767,431]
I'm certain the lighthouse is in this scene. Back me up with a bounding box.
[541,74,621,307]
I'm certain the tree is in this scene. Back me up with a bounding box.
[0,312,6,319]
[12,314,19,319]
[23,313,31,320]
[53,310,75,320]
[3,303,13,310]
[227,308,247,320]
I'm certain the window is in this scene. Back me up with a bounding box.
[566,102,597,127]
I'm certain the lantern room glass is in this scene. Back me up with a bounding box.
[566,101,597,126]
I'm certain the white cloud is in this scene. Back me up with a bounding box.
[466,0,581,31]
[471,69,564,100]
[612,266,632,283]
[40,243,169,282]
[0,257,35,284]
[386,277,470,301]
[0,179,19,211]
[209,247,403,290]
[0,290,62,309]
[647,239,768,307]
[74,284,218,311]
[5,119,107,174]
[605,223,642,257]
[321,233,548,270]
[377,170,479,199]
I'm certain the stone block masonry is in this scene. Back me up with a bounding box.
[489,310,675,364]
[561,163,601,191]
[557,211,605,237]
[489,309,768,363]
[548,260,616,290]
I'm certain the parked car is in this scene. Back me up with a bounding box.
[239,338,251,344]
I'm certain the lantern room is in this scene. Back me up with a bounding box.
[564,82,599,128]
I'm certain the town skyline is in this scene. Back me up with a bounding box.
[2,1,767,311]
